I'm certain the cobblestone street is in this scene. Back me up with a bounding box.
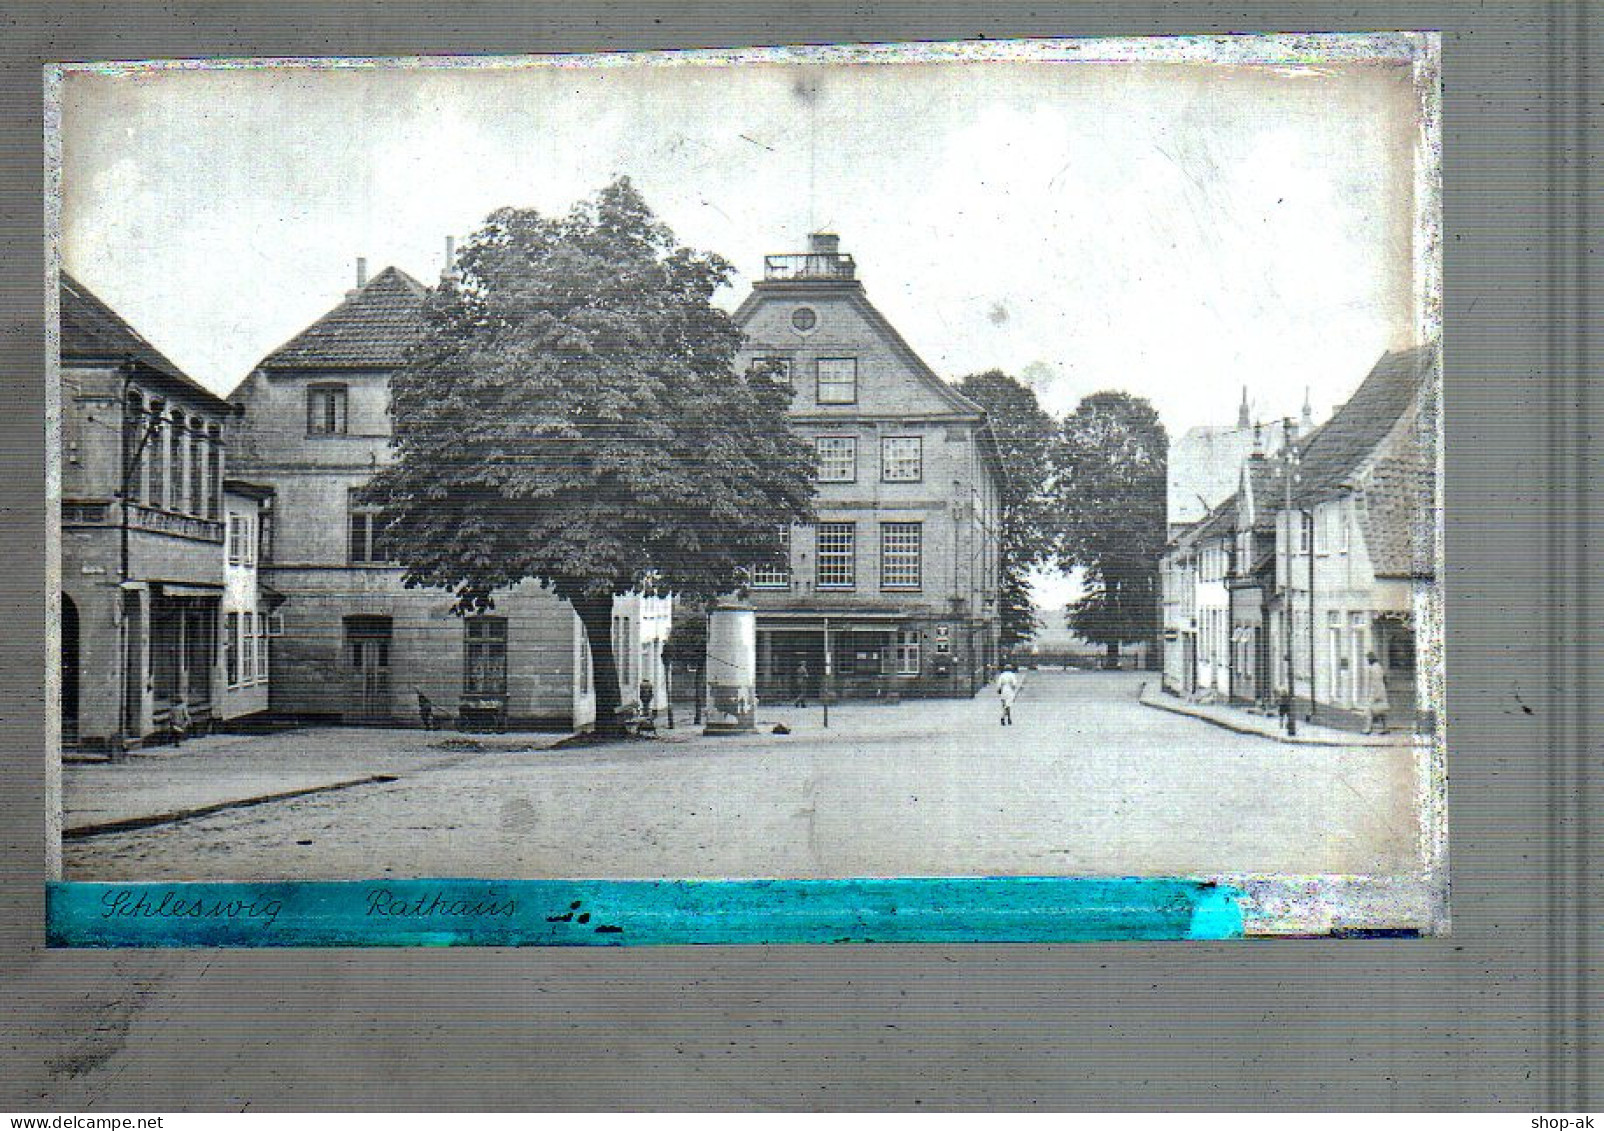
[63,671,1426,883]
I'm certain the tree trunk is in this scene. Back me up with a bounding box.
[573,594,626,737]
[692,665,704,725]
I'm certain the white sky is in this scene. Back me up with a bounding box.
[55,43,1431,618]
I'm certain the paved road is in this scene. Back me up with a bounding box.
[64,671,1424,882]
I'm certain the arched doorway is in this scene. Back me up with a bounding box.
[60,594,79,744]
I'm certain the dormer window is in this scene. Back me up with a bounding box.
[307,384,348,435]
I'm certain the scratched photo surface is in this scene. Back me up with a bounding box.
[49,36,1445,937]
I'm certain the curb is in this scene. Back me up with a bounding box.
[1138,692,1407,748]
[63,773,400,840]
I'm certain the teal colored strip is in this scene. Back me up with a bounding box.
[48,877,1244,947]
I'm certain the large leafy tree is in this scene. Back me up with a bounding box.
[955,369,1060,652]
[1053,391,1168,661]
[368,178,816,734]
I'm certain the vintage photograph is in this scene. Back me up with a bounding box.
[48,36,1444,937]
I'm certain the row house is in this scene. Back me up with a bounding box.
[732,234,1005,700]
[58,274,273,749]
[227,259,669,730]
[219,478,277,723]
[1160,345,1438,731]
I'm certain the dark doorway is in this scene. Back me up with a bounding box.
[60,595,79,744]
[759,629,824,700]
[121,590,142,741]
[344,615,394,722]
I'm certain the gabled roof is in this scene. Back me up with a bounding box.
[257,266,429,370]
[60,272,229,409]
[733,279,986,418]
[1359,456,1435,579]
[1293,345,1435,506]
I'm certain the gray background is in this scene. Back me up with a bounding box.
[0,2,1595,1111]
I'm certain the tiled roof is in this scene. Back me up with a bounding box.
[1293,345,1435,506]
[60,272,226,407]
[258,266,429,369]
[1192,494,1237,542]
[1359,456,1435,579]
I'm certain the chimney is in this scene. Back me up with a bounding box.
[808,232,840,256]
[355,257,368,288]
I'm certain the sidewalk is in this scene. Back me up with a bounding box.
[63,726,569,837]
[1138,683,1414,747]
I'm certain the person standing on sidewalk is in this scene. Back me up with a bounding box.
[1361,653,1390,734]
[793,660,810,708]
[997,665,1021,726]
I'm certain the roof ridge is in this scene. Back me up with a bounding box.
[60,272,229,407]
[255,264,431,370]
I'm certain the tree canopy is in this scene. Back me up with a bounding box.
[955,369,1059,651]
[368,178,817,732]
[1053,391,1168,657]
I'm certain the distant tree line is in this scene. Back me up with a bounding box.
[957,374,1168,662]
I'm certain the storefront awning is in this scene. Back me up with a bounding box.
[152,582,223,599]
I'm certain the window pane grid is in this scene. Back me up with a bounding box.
[750,356,792,383]
[464,617,508,694]
[880,522,922,589]
[881,436,922,482]
[751,526,792,589]
[816,358,857,404]
[815,436,856,482]
[896,627,920,675]
[816,523,856,589]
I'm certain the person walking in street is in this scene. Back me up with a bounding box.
[169,695,191,745]
[793,660,810,708]
[997,665,1021,726]
[1362,652,1390,735]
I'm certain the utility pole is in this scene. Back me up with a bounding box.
[1281,418,1298,737]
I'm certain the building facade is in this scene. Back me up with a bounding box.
[1161,345,1438,732]
[731,234,1005,700]
[1270,346,1437,730]
[228,263,599,729]
[58,274,234,749]
[218,480,276,722]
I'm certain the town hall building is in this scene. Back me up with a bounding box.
[732,234,1005,700]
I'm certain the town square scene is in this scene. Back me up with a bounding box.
[52,45,1441,924]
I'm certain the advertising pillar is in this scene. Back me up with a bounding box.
[704,600,757,734]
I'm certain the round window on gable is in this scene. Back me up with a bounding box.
[791,307,818,332]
